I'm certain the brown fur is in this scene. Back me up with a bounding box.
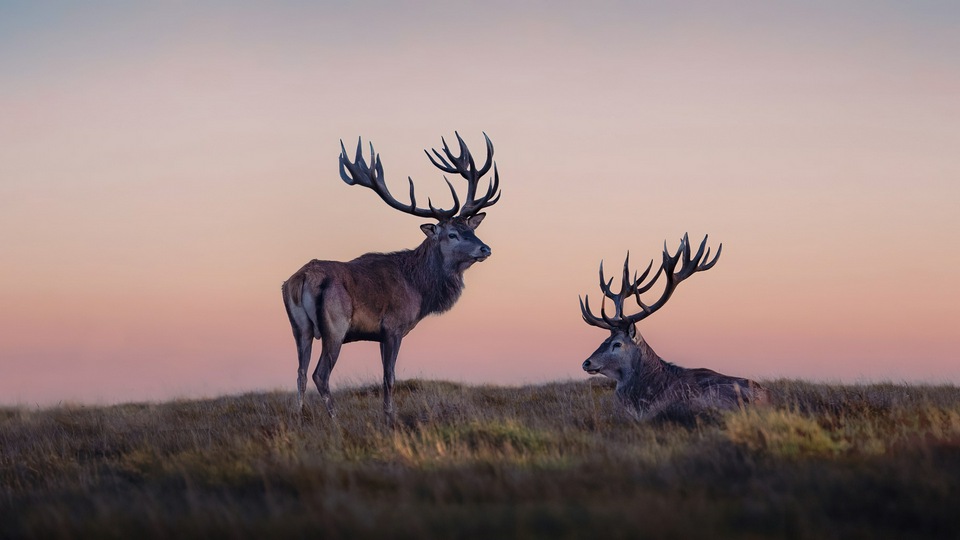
[282,215,490,420]
[579,235,766,420]
[286,272,305,307]
[584,328,768,420]
[289,133,500,422]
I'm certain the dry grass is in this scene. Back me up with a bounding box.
[2,378,960,539]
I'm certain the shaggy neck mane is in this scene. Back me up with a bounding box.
[402,240,465,317]
[617,344,684,408]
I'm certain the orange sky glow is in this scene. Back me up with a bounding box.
[1,2,958,405]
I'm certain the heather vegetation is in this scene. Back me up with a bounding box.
[2,379,959,539]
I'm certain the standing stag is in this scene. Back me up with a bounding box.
[283,133,500,421]
[580,234,768,420]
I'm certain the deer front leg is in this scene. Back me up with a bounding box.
[380,336,402,425]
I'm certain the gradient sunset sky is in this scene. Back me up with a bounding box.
[2,1,958,405]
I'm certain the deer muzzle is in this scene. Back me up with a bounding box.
[475,244,492,261]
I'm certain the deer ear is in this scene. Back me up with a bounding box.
[627,324,638,340]
[465,212,486,230]
[420,223,438,237]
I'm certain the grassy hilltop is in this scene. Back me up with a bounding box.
[2,379,960,539]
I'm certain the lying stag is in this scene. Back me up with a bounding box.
[580,234,768,420]
[283,133,500,420]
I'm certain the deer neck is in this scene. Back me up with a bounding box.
[628,335,682,387]
[632,334,664,370]
[407,240,465,317]
[616,337,680,409]
[612,338,656,392]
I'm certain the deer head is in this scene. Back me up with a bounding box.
[338,133,499,272]
[579,234,722,382]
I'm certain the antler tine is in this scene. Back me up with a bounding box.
[677,233,712,280]
[598,260,615,298]
[581,235,722,331]
[461,163,501,213]
[599,295,620,327]
[580,295,613,330]
[477,132,495,177]
[676,233,700,280]
[426,137,458,173]
[619,252,634,312]
[633,258,660,295]
[462,134,500,212]
[699,242,723,271]
[339,137,458,220]
[426,132,475,178]
[406,176,462,219]
[590,252,638,328]
[338,138,376,187]
[621,233,722,326]
[456,132,477,178]
[425,132,500,218]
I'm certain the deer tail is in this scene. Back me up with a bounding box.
[284,272,306,307]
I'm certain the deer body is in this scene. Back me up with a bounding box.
[580,235,768,420]
[584,328,768,420]
[284,134,499,420]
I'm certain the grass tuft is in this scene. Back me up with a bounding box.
[726,409,849,458]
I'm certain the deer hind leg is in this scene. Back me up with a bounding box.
[380,335,402,425]
[283,281,314,412]
[295,334,313,412]
[313,338,343,418]
[312,287,350,419]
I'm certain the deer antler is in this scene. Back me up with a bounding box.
[340,138,460,220]
[579,253,659,330]
[426,132,501,218]
[580,234,722,330]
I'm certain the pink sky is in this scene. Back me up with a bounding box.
[1,2,958,405]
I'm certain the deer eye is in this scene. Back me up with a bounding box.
[612,342,622,349]
[448,233,458,239]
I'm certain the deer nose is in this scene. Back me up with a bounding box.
[480,244,491,256]
[582,360,591,370]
